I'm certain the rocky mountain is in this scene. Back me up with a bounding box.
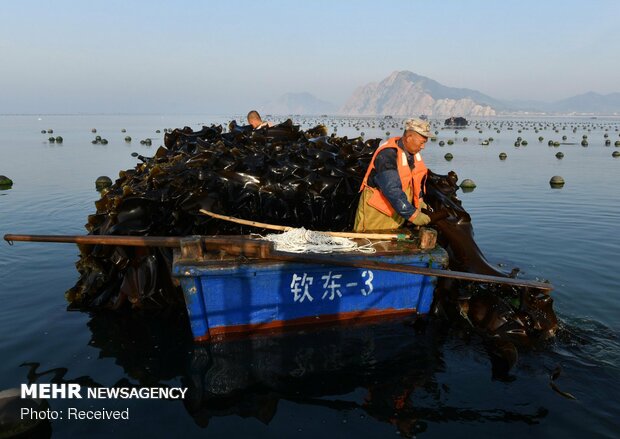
[340,71,620,116]
[264,92,336,115]
[340,71,502,117]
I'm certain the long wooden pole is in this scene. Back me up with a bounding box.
[4,233,553,292]
[199,209,408,240]
[3,234,183,247]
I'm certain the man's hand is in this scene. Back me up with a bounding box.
[408,210,431,226]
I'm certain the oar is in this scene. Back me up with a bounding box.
[3,233,553,292]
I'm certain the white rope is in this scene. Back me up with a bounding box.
[260,228,377,254]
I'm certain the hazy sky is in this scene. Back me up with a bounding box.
[1,0,619,114]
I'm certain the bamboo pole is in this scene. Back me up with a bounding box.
[199,209,408,240]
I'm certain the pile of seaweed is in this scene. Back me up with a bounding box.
[67,120,379,309]
[66,119,557,349]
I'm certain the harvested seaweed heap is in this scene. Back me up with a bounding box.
[67,119,557,348]
[67,120,380,308]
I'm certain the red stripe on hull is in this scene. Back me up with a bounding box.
[194,308,419,343]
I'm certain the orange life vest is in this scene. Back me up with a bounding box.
[359,137,428,217]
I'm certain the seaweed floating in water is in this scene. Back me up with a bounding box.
[66,119,557,347]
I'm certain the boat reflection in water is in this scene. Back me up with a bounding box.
[179,319,548,436]
[183,318,443,436]
[22,310,548,437]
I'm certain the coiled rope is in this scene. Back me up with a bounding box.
[262,227,378,254]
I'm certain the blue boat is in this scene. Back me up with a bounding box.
[173,237,448,342]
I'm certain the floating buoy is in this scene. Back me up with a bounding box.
[40,130,46,134]
[0,388,51,438]
[539,136,544,142]
[91,128,97,133]
[101,139,108,145]
[95,176,113,191]
[463,137,468,142]
[48,137,55,143]
[613,151,620,158]
[46,129,53,134]
[554,141,560,147]
[125,136,132,142]
[481,140,489,146]
[95,135,102,141]
[549,176,565,188]
[439,141,445,146]
[615,141,620,147]
[521,140,528,146]
[121,128,127,133]
[444,153,453,161]
[605,140,611,146]
[460,179,476,188]
[447,139,454,145]
[0,175,13,187]
[55,136,63,143]
[499,152,507,160]
[581,140,588,147]
[555,152,564,159]
[156,129,161,133]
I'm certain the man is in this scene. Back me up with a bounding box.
[354,118,432,232]
[247,110,273,129]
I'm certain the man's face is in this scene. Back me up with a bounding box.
[402,131,428,155]
[248,117,261,128]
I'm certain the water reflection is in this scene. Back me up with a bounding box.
[20,311,551,437]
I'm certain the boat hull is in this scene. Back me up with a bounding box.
[174,245,448,342]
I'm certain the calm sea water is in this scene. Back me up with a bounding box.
[0,114,619,438]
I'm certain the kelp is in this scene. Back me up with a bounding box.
[66,119,557,346]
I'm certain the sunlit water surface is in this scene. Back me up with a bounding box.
[0,114,618,438]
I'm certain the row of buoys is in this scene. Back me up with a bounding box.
[48,136,63,143]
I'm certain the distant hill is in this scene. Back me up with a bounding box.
[547,92,620,114]
[263,92,336,115]
[340,71,502,117]
[340,71,620,116]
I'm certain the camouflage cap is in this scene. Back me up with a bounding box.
[404,118,431,138]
